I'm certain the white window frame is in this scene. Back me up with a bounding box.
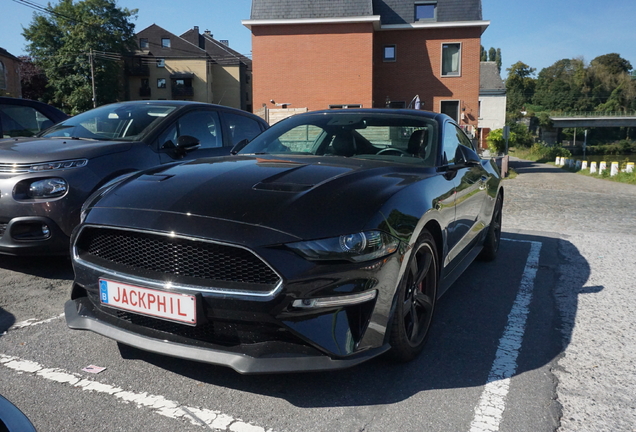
[161,38,171,48]
[441,42,462,77]
[156,58,165,68]
[157,78,166,89]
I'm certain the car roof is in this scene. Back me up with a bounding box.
[0,96,69,122]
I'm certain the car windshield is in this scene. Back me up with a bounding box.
[239,111,438,166]
[40,103,178,141]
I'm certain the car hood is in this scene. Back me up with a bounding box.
[0,136,134,163]
[89,155,432,241]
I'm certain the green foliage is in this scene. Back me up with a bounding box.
[529,142,571,162]
[22,0,138,114]
[506,62,536,113]
[486,128,506,154]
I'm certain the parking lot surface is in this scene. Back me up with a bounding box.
[0,157,634,431]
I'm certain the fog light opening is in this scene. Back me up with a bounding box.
[11,222,52,241]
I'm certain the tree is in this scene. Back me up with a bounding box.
[480,45,487,62]
[22,0,137,114]
[506,61,536,114]
[591,53,632,75]
[533,58,587,111]
[495,48,502,73]
[18,56,51,102]
[488,47,496,62]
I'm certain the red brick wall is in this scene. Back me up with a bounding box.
[251,23,374,112]
[374,27,482,127]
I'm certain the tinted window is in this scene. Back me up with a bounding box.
[158,110,222,149]
[224,112,264,146]
[0,104,56,138]
[442,123,474,165]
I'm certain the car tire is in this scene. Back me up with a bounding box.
[389,229,438,362]
[478,192,503,262]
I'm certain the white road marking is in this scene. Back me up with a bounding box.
[11,314,65,330]
[0,354,273,432]
[469,239,542,432]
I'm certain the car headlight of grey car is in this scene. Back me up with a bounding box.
[27,178,68,198]
[287,230,400,262]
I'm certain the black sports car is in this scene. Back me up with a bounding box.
[0,100,267,255]
[65,109,503,373]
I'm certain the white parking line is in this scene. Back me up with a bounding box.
[469,239,542,432]
[11,314,65,330]
[0,354,273,432]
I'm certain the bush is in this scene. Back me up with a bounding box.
[529,142,572,161]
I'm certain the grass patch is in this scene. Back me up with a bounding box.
[508,144,571,163]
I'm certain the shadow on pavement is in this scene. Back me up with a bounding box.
[509,159,568,175]
[117,231,595,408]
[0,256,73,281]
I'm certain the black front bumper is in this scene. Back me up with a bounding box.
[65,298,389,374]
[0,216,70,256]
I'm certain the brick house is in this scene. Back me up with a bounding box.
[126,24,253,111]
[0,48,21,98]
[243,0,488,133]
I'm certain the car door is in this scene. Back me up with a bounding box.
[157,108,228,163]
[441,121,491,266]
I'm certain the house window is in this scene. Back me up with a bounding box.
[161,38,171,48]
[441,43,461,76]
[383,45,396,62]
[139,38,149,49]
[156,58,165,68]
[440,100,460,122]
[157,78,166,88]
[329,104,363,109]
[415,2,436,21]
[0,61,5,89]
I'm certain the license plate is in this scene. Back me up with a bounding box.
[99,279,196,325]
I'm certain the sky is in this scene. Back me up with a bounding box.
[2,0,635,76]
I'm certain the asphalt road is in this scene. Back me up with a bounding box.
[0,158,634,431]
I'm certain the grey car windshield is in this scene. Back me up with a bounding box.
[239,112,439,166]
[41,103,178,141]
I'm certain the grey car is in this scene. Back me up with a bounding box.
[0,100,268,255]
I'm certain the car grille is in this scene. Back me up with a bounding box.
[75,227,281,291]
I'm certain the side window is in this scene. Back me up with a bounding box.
[158,111,223,149]
[0,104,55,138]
[456,125,475,151]
[442,123,461,165]
[223,112,264,146]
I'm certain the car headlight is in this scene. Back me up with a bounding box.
[29,159,87,172]
[27,178,68,198]
[287,231,399,262]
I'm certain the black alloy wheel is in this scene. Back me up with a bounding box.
[389,229,438,361]
[479,192,503,261]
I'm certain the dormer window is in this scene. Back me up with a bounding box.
[415,2,436,21]
[161,38,171,48]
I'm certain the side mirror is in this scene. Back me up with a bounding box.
[230,138,249,155]
[176,135,201,153]
[455,145,481,167]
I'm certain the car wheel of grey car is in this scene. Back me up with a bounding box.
[389,229,438,361]
[479,193,503,262]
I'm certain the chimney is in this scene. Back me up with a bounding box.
[204,30,212,37]
[193,26,199,33]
